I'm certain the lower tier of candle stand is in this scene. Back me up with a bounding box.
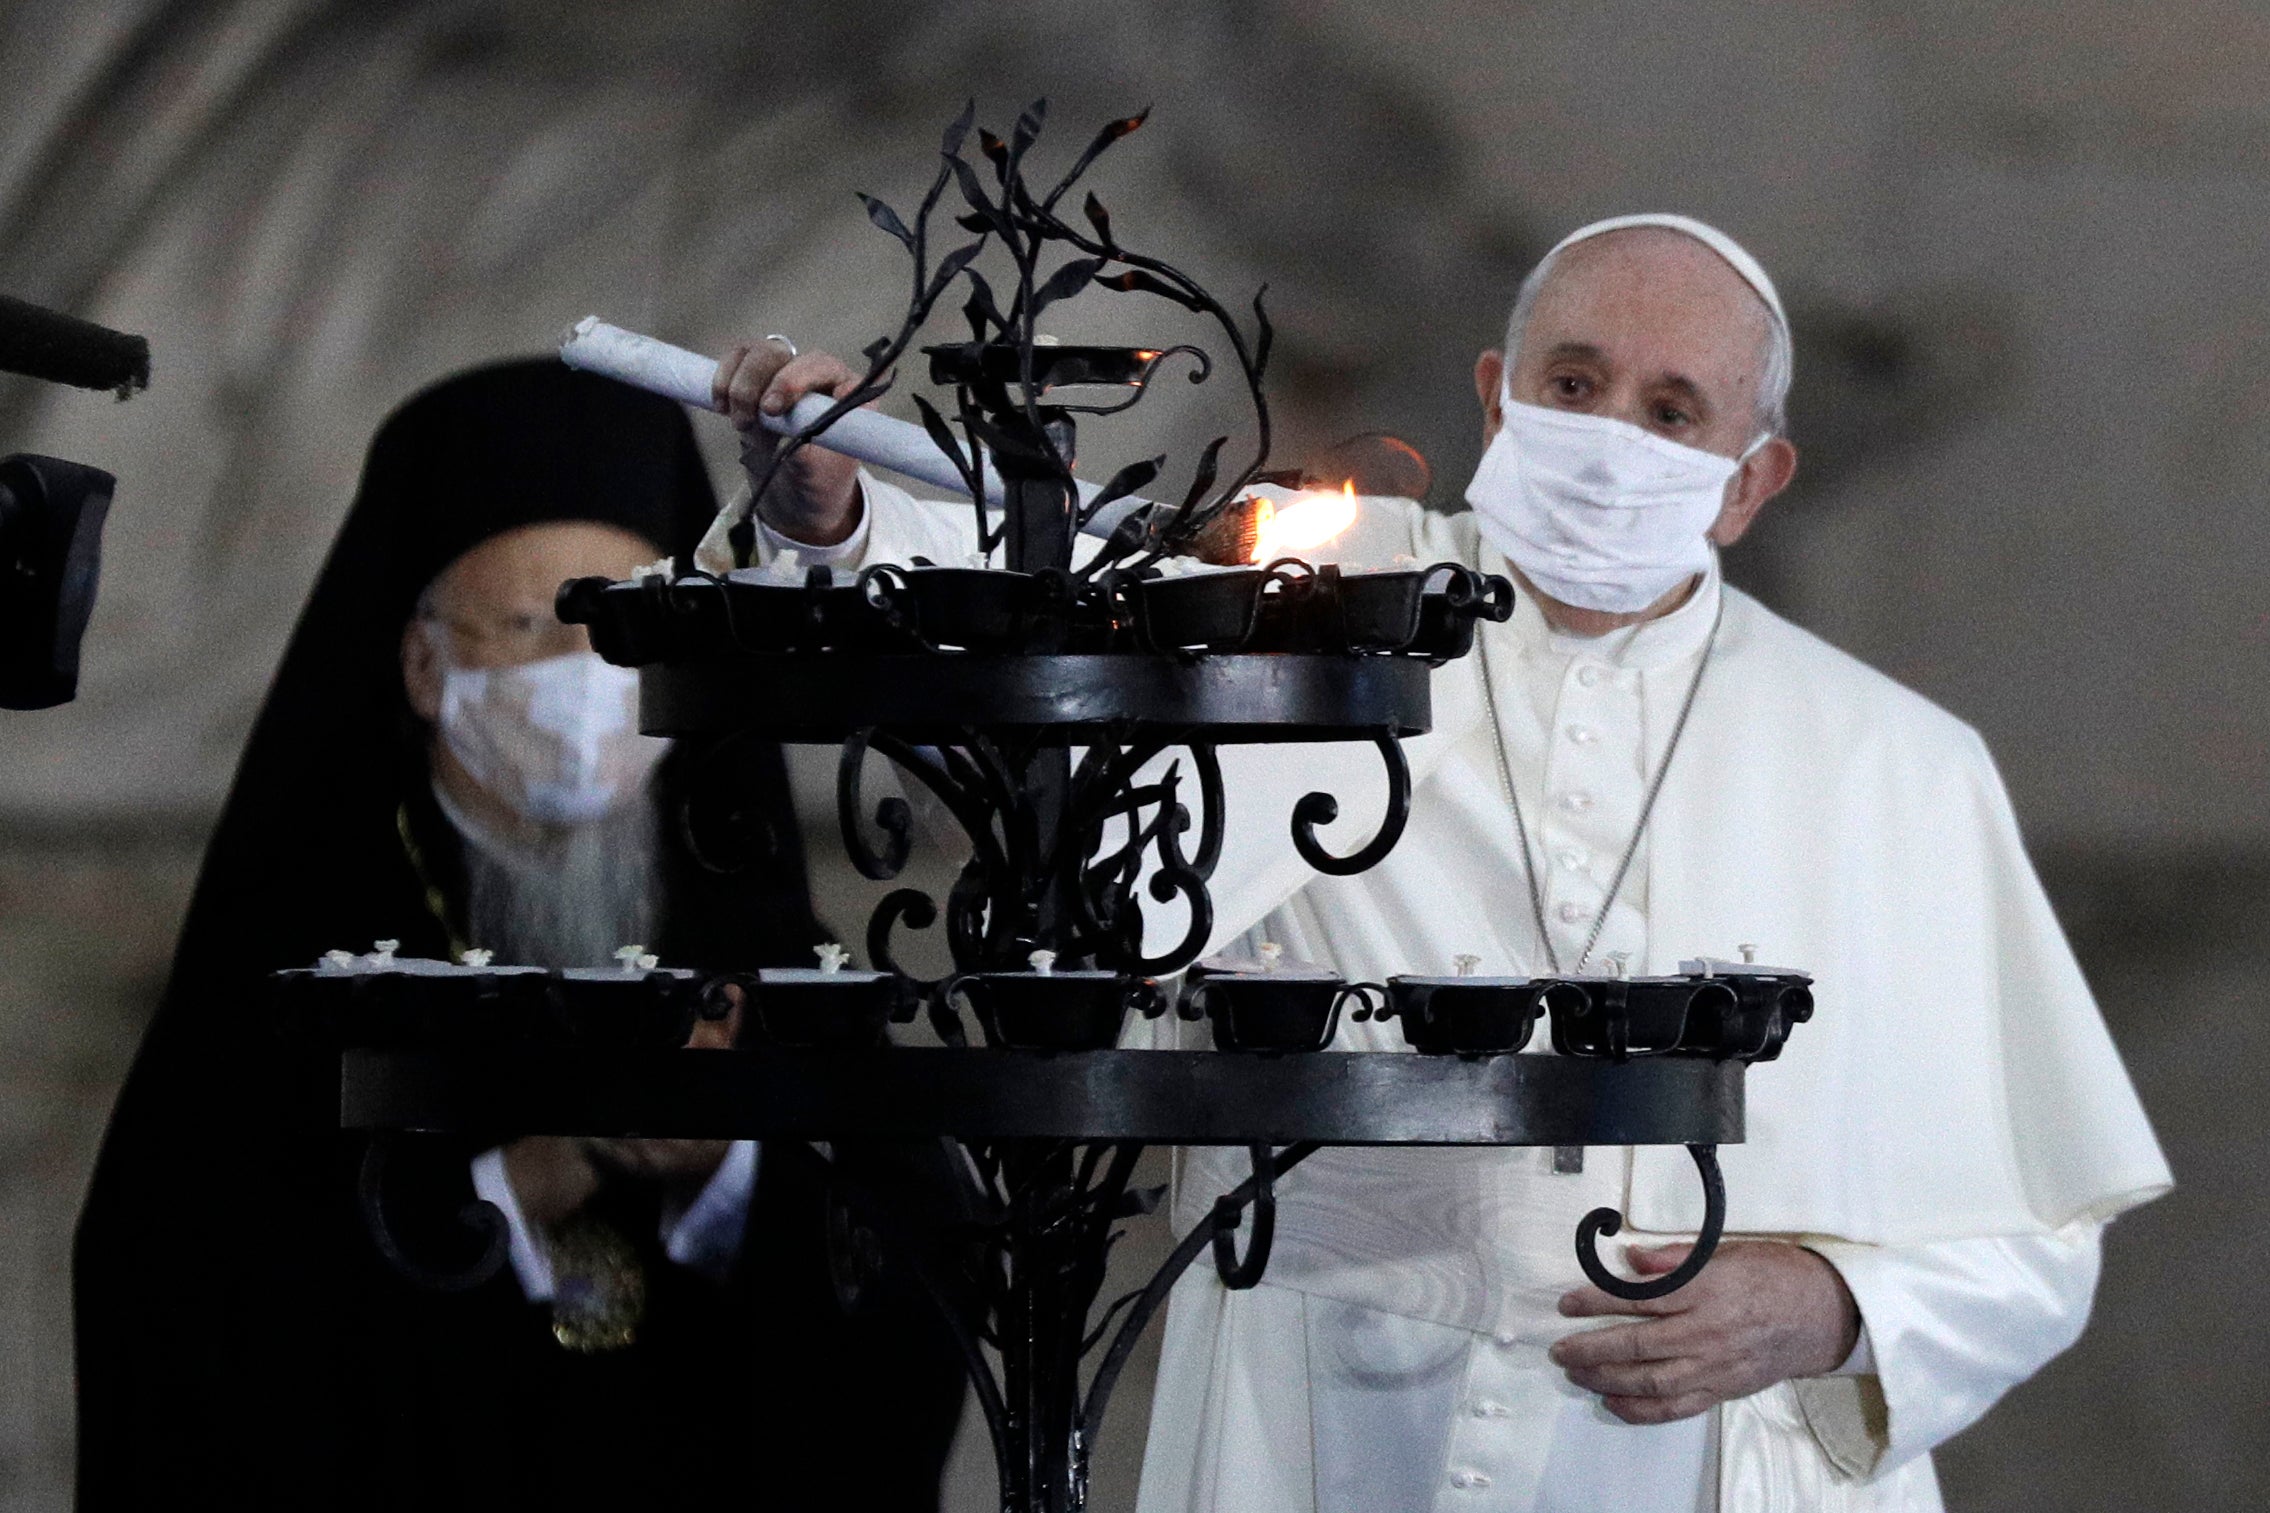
[343,1047,1743,1513]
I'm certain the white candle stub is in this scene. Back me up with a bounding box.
[1258,942,1284,973]
[371,939,400,965]
[1738,943,1759,965]
[1608,951,1632,980]
[1029,949,1058,975]
[815,943,853,974]
[1452,953,1482,978]
[322,949,356,970]
[615,944,654,973]
[460,948,494,968]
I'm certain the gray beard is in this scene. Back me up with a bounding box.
[460,795,662,970]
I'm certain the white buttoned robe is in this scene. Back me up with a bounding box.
[708,478,2172,1512]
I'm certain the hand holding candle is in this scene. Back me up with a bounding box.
[711,336,866,548]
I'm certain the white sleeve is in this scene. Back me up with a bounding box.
[659,1140,761,1283]
[1792,1221,2104,1478]
[696,471,981,574]
[755,493,873,565]
[468,1146,556,1303]
[1828,1323,1878,1377]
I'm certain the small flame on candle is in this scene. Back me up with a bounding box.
[1249,480,1359,563]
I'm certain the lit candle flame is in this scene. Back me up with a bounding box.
[1249,480,1358,563]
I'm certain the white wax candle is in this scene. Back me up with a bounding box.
[559,317,1152,536]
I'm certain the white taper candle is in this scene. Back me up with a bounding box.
[559,317,1152,537]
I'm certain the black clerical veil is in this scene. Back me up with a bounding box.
[72,363,956,1512]
[160,358,816,1004]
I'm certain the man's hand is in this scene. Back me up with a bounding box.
[498,986,745,1225]
[573,982,741,1193]
[714,338,865,547]
[1549,1240,1862,1424]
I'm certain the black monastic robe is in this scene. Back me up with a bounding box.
[75,362,967,1511]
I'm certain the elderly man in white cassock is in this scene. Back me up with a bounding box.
[710,212,2171,1512]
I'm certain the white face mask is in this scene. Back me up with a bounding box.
[1465,394,1764,614]
[435,649,666,825]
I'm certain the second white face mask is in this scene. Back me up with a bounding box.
[436,649,666,826]
[1466,396,1757,614]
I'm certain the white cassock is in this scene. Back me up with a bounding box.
[706,477,2172,1512]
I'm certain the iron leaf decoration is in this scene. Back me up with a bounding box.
[732,99,1276,573]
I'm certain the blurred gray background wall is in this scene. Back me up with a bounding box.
[1,1,2263,1507]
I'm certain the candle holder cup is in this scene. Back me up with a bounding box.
[1544,969,1816,1062]
[1127,568,1269,652]
[874,564,1048,652]
[1685,971,1815,1061]
[544,968,711,1050]
[739,966,914,1049]
[1543,977,1722,1060]
[1177,972,1382,1053]
[1331,568,1430,652]
[1378,975,1543,1056]
[941,970,1166,1051]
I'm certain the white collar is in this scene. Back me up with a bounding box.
[1497,550,1723,673]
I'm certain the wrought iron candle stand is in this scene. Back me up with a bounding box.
[292,102,1810,1513]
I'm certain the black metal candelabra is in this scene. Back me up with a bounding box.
[290,101,1810,1513]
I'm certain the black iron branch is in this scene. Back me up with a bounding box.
[754,100,1278,574]
[731,102,990,567]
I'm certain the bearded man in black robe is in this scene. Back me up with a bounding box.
[74,361,967,1511]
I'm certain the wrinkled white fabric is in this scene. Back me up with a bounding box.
[1466,396,1756,613]
[1798,1222,2101,1477]
[435,650,666,825]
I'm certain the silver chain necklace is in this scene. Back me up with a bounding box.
[1475,595,1722,976]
